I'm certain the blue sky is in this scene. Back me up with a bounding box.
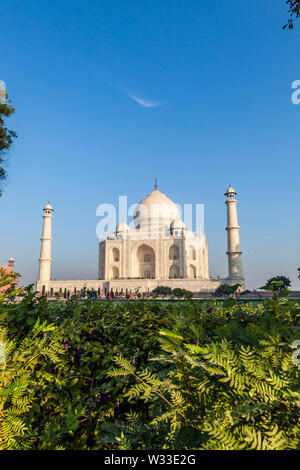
[0,0,300,289]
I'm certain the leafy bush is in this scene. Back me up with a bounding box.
[0,270,299,450]
[261,276,291,293]
[0,321,63,450]
[214,283,241,297]
[0,93,17,196]
[151,286,193,299]
[110,335,299,449]
[172,288,193,299]
[151,286,173,297]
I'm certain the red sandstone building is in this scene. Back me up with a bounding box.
[0,258,18,292]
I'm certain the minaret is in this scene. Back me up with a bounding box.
[225,186,244,281]
[38,203,53,283]
[8,258,14,271]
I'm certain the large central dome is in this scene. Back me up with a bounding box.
[134,188,179,231]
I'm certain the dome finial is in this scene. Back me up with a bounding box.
[225,185,237,197]
[43,202,53,211]
[155,177,158,190]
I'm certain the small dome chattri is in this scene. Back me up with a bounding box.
[44,203,53,211]
[116,222,130,233]
[185,230,195,239]
[225,186,236,196]
[134,189,179,230]
[170,218,186,230]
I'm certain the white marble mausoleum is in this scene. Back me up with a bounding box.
[36,183,245,294]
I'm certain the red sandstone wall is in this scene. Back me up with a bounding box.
[0,260,18,293]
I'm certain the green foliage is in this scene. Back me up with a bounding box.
[0,94,17,196]
[263,276,291,292]
[284,1,300,29]
[214,283,241,297]
[172,288,193,299]
[111,327,299,449]
[151,286,193,299]
[0,266,299,450]
[151,286,173,297]
[0,320,64,449]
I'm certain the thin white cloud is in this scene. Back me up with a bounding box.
[130,94,166,108]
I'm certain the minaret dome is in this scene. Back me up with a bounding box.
[225,186,236,198]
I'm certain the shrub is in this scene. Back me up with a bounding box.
[151,286,173,297]
[0,268,299,450]
[263,276,291,293]
[214,283,241,297]
[172,288,193,299]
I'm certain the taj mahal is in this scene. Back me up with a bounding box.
[36,182,245,294]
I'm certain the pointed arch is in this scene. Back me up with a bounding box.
[112,247,120,262]
[134,244,156,279]
[188,264,196,279]
[112,266,119,279]
[187,244,197,260]
[169,264,179,279]
[169,244,179,260]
